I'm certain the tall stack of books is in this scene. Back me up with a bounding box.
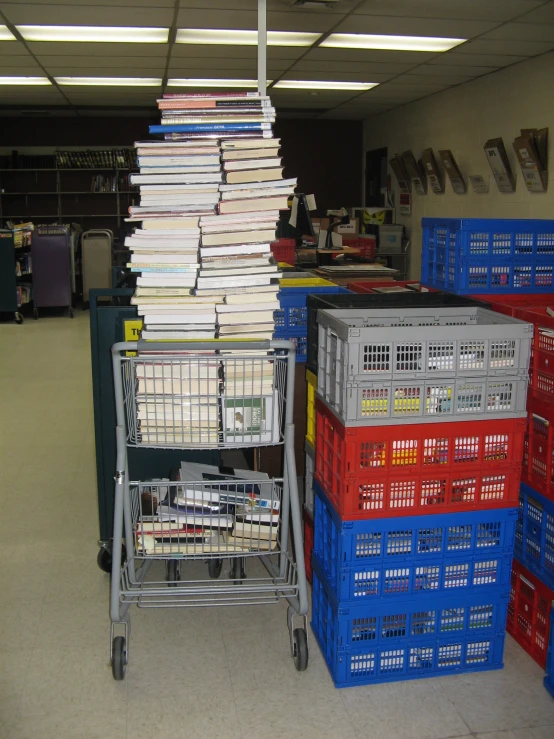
[127,90,296,340]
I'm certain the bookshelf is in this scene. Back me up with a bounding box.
[0,226,34,323]
[0,149,138,230]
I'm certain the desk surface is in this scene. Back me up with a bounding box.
[297,246,361,254]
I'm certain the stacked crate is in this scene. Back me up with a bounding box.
[311,304,532,687]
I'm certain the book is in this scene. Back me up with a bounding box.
[224,168,284,185]
[221,185,294,201]
[130,173,222,185]
[225,534,277,552]
[137,277,198,287]
[201,230,276,247]
[217,310,275,325]
[221,137,280,149]
[161,92,269,100]
[141,330,216,340]
[141,219,205,230]
[218,323,275,335]
[224,158,281,171]
[197,275,274,289]
[137,155,220,166]
[219,177,294,191]
[218,196,288,214]
[135,363,218,379]
[200,220,277,234]
[158,99,272,110]
[222,147,280,161]
[233,521,278,539]
[224,292,279,305]
[137,165,222,175]
[143,313,216,324]
[134,287,195,297]
[135,140,222,148]
[197,266,278,279]
[161,115,275,125]
[150,122,271,134]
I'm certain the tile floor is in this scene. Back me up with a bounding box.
[1,312,553,739]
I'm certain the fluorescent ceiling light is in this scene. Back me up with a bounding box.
[55,77,162,86]
[167,78,268,88]
[176,29,320,46]
[17,25,169,43]
[321,33,466,52]
[0,25,16,41]
[0,76,51,85]
[274,80,379,91]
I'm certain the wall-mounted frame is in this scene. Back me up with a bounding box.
[401,150,427,195]
[438,149,466,194]
[421,148,444,194]
[484,138,516,193]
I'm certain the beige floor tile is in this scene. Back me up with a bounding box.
[3,708,126,739]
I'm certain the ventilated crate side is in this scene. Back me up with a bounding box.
[514,482,554,591]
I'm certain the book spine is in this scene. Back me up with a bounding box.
[150,122,270,134]
[162,91,263,99]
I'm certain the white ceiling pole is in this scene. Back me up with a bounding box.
[257,0,267,96]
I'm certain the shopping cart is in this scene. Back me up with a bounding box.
[109,339,309,679]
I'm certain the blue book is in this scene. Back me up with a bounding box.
[149,122,271,134]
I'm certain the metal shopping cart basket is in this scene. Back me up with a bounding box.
[109,339,309,679]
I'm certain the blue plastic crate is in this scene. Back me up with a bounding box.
[515,483,554,591]
[421,218,554,294]
[545,611,554,700]
[274,330,308,362]
[313,482,516,603]
[312,561,506,688]
[274,284,345,332]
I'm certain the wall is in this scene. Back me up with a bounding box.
[363,51,554,280]
[0,115,363,217]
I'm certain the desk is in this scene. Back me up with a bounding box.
[296,246,360,267]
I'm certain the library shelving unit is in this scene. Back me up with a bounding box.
[0,226,34,323]
[0,152,138,232]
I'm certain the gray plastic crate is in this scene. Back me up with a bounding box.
[304,440,315,516]
[318,374,528,427]
[317,307,532,391]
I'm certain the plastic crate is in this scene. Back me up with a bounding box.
[318,306,532,384]
[342,236,377,261]
[313,482,516,603]
[515,483,554,590]
[303,507,314,584]
[274,331,308,362]
[270,238,296,265]
[469,294,554,317]
[545,611,554,699]
[522,389,554,502]
[306,368,317,447]
[306,291,490,376]
[513,305,554,396]
[305,439,315,515]
[315,399,524,520]
[421,218,554,294]
[312,562,506,687]
[274,279,342,333]
[506,558,553,669]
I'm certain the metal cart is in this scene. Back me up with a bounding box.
[109,339,309,679]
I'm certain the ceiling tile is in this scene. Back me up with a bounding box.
[0,0,175,5]
[279,70,388,82]
[29,42,168,58]
[175,9,337,32]
[428,52,527,68]
[453,39,554,55]
[515,1,554,24]
[292,60,417,75]
[404,69,474,84]
[0,41,29,56]
[304,48,437,64]
[168,58,258,71]
[1,4,174,26]
[39,56,166,71]
[337,15,497,37]
[482,23,554,42]
[353,0,546,22]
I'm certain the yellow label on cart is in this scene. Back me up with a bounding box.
[124,319,143,356]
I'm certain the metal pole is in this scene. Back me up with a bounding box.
[258,0,267,96]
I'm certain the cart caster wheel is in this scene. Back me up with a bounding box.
[292,628,308,672]
[97,543,127,574]
[208,559,223,579]
[230,559,246,584]
[69,308,74,318]
[15,313,23,325]
[112,636,127,680]
[166,559,180,586]
[33,309,38,320]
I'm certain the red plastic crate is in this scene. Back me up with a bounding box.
[270,238,296,265]
[348,280,421,293]
[315,398,525,520]
[522,389,554,503]
[342,237,377,261]
[507,558,553,669]
[469,294,554,317]
[303,507,314,584]
[511,304,554,395]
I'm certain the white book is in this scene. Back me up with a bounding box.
[139,220,202,231]
[197,275,274,289]
[220,331,274,340]
[131,204,217,214]
[139,184,220,193]
[200,210,278,225]
[219,322,275,333]
[138,155,221,166]
[137,277,198,287]
[136,139,221,149]
[221,186,294,201]
[199,266,279,278]
[200,220,277,234]
[224,158,282,171]
[138,165,222,175]
[135,363,218,379]
[202,230,276,247]
[137,377,219,394]
[202,258,272,270]
[224,291,279,305]
[216,300,279,313]
[221,137,280,150]
[130,254,199,264]
[218,310,275,325]
[200,243,271,257]
[144,313,216,325]
[222,147,280,161]
[195,284,277,297]
[141,330,216,340]
[130,173,222,185]
[219,177,296,192]
[138,304,218,314]
[140,196,220,205]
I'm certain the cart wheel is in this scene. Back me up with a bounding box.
[33,308,38,320]
[292,628,309,672]
[208,559,223,579]
[112,636,127,680]
[97,543,127,574]
[166,559,180,586]
[15,312,23,325]
[230,558,246,585]
[69,308,74,318]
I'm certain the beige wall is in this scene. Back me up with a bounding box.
[363,51,554,280]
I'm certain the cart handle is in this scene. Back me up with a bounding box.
[111,339,297,354]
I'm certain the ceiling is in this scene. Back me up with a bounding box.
[0,0,553,119]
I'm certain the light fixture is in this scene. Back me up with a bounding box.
[274,80,378,91]
[167,78,266,88]
[321,33,466,52]
[17,25,169,43]
[0,25,16,41]
[55,77,162,86]
[0,77,51,85]
[175,29,320,46]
